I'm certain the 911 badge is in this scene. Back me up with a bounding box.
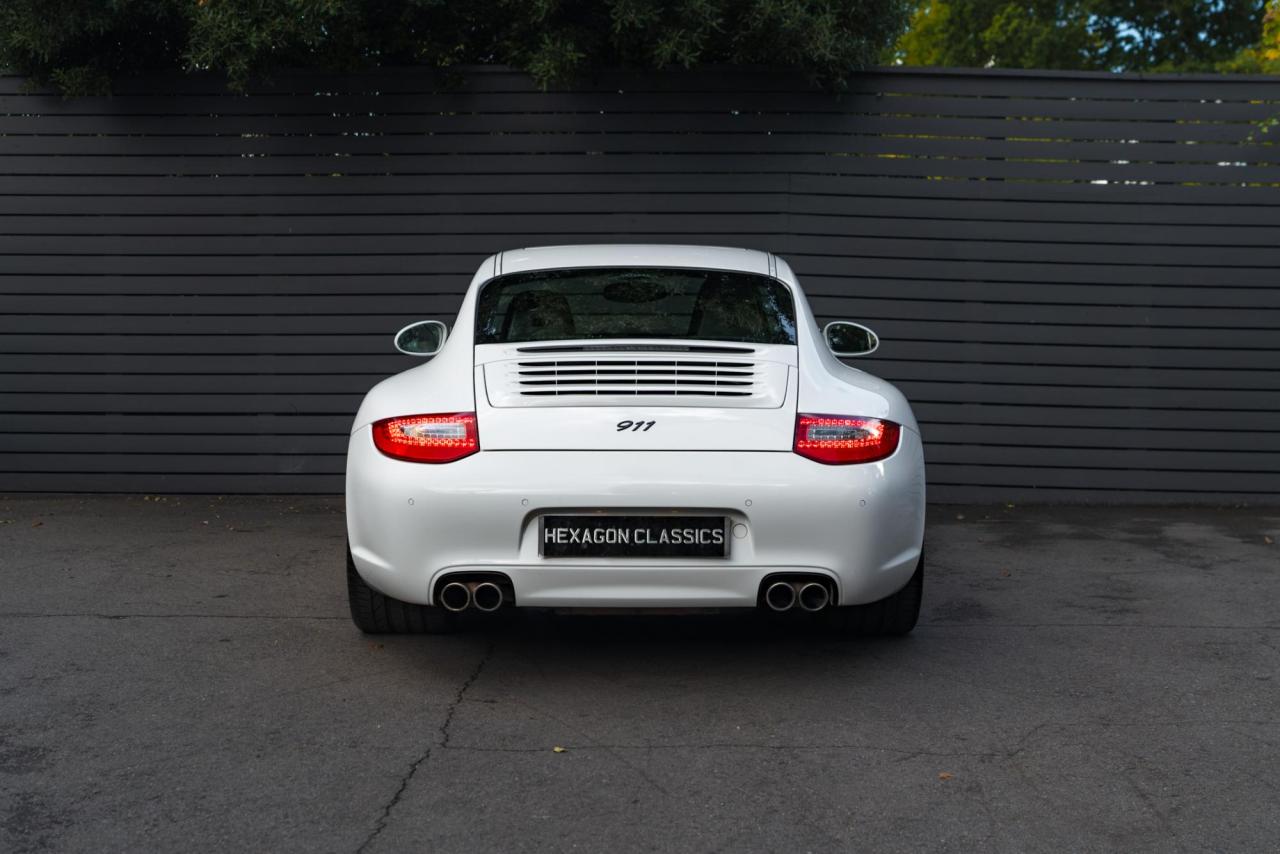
[616,419,655,432]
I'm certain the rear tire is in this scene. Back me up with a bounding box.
[829,549,923,637]
[346,545,457,634]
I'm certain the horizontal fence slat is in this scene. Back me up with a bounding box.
[924,485,1269,502]
[866,360,1280,391]
[1,213,1277,249]
[857,341,1276,370]
[1,153,1274,183]
[2,414,353,434]
[0,392,364,414]
[924,464,1276,493]
[0,199,1278,230]
[0,472,344,493]
[0,353,415,373]
[924,444,1280,473]
[794,256,1280,287]
[790,195,1280,227]
[910,403,1279,431]
[0,173,795,196]
[0,293,463,313]
[0,193,796,218]
[0,452,346,474]
[811,280,1280,308]
[1,232,1278,267]
[921,423,1280,453]
[0,112,1266,145]
[5,232,1279,264]
[0,433,347,455]
[812,299,1280,329]
[0,132,1273,164]
[898,381,1280,411]
[0,373,386,394]
[1,171,1275,202]
[0,334,408,354]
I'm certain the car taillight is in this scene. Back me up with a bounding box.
[793,414,900,465]
[371,413,479,463]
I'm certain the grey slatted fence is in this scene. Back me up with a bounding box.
[1,66,1278,502]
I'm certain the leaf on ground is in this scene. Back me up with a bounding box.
[552,746,567,753]
[31,521,43,528]
[938,771,954,781]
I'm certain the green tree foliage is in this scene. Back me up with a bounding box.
[1220,0,1279,72]
[0,0,913,95]
[895,1,1096,69]
[0,0,191,93]
[894,0,1269,71]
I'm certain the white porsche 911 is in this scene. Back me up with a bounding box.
[346,245,926,635]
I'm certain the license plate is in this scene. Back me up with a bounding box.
[539,515,729,558]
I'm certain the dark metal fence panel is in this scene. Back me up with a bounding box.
[1,67,1277,502]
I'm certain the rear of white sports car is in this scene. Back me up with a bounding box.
[345,246,925,634]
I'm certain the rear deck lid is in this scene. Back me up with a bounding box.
[469,264,801,451]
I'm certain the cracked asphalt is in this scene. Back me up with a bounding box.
[2,495,1279,853]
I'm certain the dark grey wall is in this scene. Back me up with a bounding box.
[2,67,1278,501]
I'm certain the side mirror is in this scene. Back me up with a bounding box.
[393,320,448,356]
[824,321,879,357]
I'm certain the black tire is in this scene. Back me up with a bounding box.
[828,550,924,637]
[346,545,457,634]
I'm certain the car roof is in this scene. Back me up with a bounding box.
[496,244,772,277]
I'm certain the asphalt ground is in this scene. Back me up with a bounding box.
[2,495,1278,853]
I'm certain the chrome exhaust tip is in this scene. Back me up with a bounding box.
[764,581,797,612]
[798,582,830,612]
[471,581,504,613]
[439,581,472,612]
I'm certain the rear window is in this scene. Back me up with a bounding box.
[475,267,797,346]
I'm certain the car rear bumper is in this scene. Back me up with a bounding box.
[345,428,925,608]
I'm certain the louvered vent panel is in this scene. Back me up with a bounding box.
[484,355,789,408]
[517,359,755,397]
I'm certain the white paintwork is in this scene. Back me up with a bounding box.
[347,245,925,609]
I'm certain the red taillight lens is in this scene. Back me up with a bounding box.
[793,414,900,465]
[371,413,479,463]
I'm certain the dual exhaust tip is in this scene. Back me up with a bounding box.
[439,580,506,613]
[764,580,831,613]
[444,577,828,613]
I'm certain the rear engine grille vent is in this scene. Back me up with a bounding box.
[516,359,756,398]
